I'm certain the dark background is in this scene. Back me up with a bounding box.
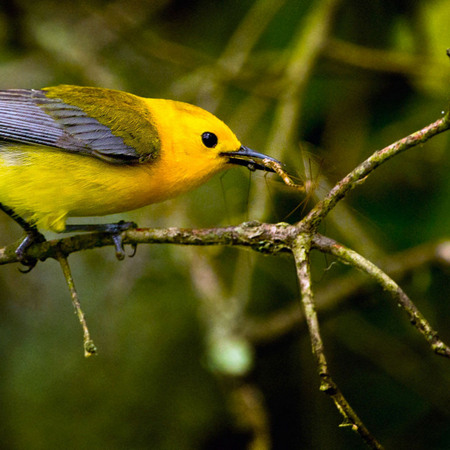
[0,0,449,448]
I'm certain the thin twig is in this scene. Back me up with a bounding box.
[312,234,450,358]
[304,112,450,231]
[243,238,450,343]
[56,249,97,357]
[292,234,384,450]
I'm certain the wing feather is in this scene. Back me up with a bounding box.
[0,87,160,164]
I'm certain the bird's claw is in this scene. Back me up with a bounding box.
[15,231,46,272]
[103,221,137,260]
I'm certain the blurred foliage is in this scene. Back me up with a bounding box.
[0,0,450,449]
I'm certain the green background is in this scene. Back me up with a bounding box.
[0,0,449,448]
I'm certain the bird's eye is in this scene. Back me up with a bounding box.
[201,132,218,148]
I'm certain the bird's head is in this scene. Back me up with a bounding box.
[149,99,280,183]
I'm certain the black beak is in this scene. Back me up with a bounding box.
[220,146,281,172]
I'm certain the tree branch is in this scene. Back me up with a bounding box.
[303,112,450,230]
[312,234,450,358]
[0,221,299,265]
[292,234,384,449]
[243,239,450,343]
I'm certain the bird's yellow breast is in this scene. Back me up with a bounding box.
[0,143,228,232]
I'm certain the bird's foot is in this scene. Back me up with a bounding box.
[64,220,137,260]
[16,230,46,272]
[101,221,137,260]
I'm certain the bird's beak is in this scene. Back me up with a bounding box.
[220,146,281,172]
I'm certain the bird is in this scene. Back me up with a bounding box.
[0,85,280,265]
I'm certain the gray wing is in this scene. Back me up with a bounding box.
[0,89,142,163]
